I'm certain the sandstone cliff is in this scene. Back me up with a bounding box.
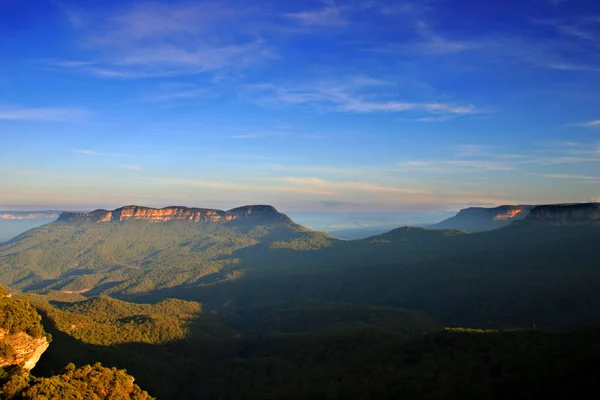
[0,329,49,370]
[58,205,291,224]
[518,203,600,227]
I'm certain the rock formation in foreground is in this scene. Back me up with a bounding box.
[0,329,49,371]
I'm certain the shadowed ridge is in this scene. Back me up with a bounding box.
[429,204,534,232]
[370,225,467,241]
[225,205,293,224]
[511,202,600,228]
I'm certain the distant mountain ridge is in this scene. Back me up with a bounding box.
[516,202,600,227]
[429,204,534,232]
[58,205,291,224]
[0,211,61,220]
[430,203,600,232]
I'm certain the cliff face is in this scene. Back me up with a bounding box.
[0,329,49,370]
[430,205,533,232]
[58,205,291,224]
[519,203,600,227]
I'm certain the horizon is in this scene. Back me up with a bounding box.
[2,0,600,212]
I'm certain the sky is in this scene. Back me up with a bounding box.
[1,0,600,213]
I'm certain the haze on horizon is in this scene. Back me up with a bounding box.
[2,0,599,212]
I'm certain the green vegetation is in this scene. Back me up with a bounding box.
[32,296,204,346]
[31,295,600,399]
[0,219,336,297]
[0,363,154,399]
[0,287,45,338]
[1,211,600,398]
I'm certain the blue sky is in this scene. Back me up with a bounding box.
[1,0,599,212]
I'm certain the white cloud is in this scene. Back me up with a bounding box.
[249,77,478,116]
[570,120,600,127]
[0,106,88,122]
[120,165,141,171]
[285,2,348,26]
[52,2,272,78]
[150,177,334,195]
[540,173,598,180]
[276,176,431,195]
[74,149,130,157]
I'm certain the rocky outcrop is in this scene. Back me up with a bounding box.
[0,329,49,370]
[58,205,291,224]
[430,205,533,232]
[517,203,600,227]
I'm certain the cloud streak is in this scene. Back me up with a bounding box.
[570,120,600,127]
[250,77,478,116]
[0,106,88,122]
[52,2,273,78]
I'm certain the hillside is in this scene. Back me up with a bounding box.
[2,203,600,330]
[0,205,336,296]
[30,294,600,399]
[0,285,154,399]
[1,203,600,397]
[429,204,533,232]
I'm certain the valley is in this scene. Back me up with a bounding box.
[0,203,599,398]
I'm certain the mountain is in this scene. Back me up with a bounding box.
[1,203,600,398]
[2,202,600,330]
[0,205,335,296]
[514,202,600,227]
[429,204,534,232]
[0,211,60,243]
[58,205,292,224]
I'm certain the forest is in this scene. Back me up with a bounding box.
[0,204,599,398]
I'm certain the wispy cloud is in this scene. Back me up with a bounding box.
[225,131,288,140]
[395,159,514,172]
[150,177,334,195]
[414,21,474,54]
[249,77,478,116]
[74,149,130,157]
[0,106,88,122]
[285,1,348,27]
[119,165,141,171]
[400,115,455,123]
[540,173,598,180]
[51,2,273,78]
[275,176,431,195]
[569,119,600,127]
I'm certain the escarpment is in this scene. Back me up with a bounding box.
[516,203,600,227]
[58,205,291,224]
[430,205,534,232]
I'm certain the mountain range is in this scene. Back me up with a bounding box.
[1,202,600,398]
[2,202,600,328]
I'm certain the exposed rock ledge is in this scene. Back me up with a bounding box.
[57,205,291,224]
[0,329,49,370]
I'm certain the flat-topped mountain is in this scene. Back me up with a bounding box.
[429,204,534,232]
[58,205,291,224]
[515,203,600,227]
[0,204,334,296]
